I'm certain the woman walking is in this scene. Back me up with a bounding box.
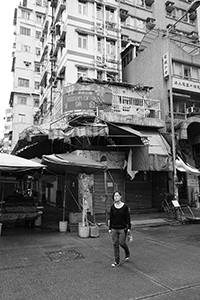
[109,191,131,267]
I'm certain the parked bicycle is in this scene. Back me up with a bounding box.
[161,193,177,219]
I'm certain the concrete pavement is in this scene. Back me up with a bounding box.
[1,221,200,299]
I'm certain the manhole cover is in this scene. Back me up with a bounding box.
[45,249,84,262]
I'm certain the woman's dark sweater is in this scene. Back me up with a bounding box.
[109,204,131,230]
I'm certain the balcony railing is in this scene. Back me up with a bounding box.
[112,95,161,119]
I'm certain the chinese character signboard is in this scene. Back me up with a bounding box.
[62,83,112,113]
[172,78,200,93]
[162,52,170,79]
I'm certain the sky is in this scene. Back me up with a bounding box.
[0,1,19,138]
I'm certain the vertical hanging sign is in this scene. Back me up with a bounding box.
[162,52,170,79]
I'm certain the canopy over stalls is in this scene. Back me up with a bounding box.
[41,152,107,223]
[41,153,107,175]
[176,156,200,175]
[0,153,45,173]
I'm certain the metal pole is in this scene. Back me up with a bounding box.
[104,169,108,226]
[167,44,178,200]
[63,173,67,221]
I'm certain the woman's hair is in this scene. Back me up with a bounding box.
[112,191,122,200]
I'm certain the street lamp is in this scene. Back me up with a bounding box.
[166,0,200,200]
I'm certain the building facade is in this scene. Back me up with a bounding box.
[8,0,47,149]
[123,33,200,205]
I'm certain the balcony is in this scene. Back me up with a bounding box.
[105,21,116,31]
[146,17,156,30]
[53,0,66,25]
[120,9,129,21]
[189,11,197,21]
[165,1,175,13]
[121,35,129,47]
[189,31,198,41]
[145,0,154,6]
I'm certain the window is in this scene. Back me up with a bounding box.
[192,67,199,81]
[34,62,40,73]
[36,14,43,24]
[97,37,103,53]
[34,98,39,107]
[77,67,87,79]
[36,47,41,56]
[20,26,31,36]
[18,96,27,105]
[173,62,200,81]
[21,10,30,20]
[78,34,87,49]
[122,49,133,68]
[97,4,103,20]
[174,99,185,114]
[35,81,40,90]
[43,0,48,7]
[36,0,42,5]
[136,0,144,7]
[21,44,30,52]
[97,71,103,80]
[35,31,41,39]
[106,40,115,57]
[7,117,12,122]
[18,114,26,123]
[106,7,115,23]
[78,1,87,15]
[18,78,29,87]
[183,65,191,79]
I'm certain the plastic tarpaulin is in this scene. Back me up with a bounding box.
[41,152,107,175]
[0,154,45,172]
[130,131,172,171]
[176,156,200,175]
[49,124,109,141]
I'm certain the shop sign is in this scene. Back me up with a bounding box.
[172,78,200,93]
[62,83,112,113]
[162,52,170,79]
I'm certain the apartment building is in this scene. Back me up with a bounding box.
[8,0,47,149]
[2,108,13,154]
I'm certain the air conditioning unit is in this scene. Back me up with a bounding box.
[194,107,200,114]
[187,107,200,114]
[187,106,194,114]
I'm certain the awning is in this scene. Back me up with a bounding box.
[41,152,107,175]
[142,131,171,155]
[0,154,45,173]
[176,156,200,175]
[130,130,172,171]
[19,124,49,141]
[106,124,145,147]
[49,123,109,141]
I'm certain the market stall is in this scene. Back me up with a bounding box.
[0,154,45,228]
[41,152,107,235]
